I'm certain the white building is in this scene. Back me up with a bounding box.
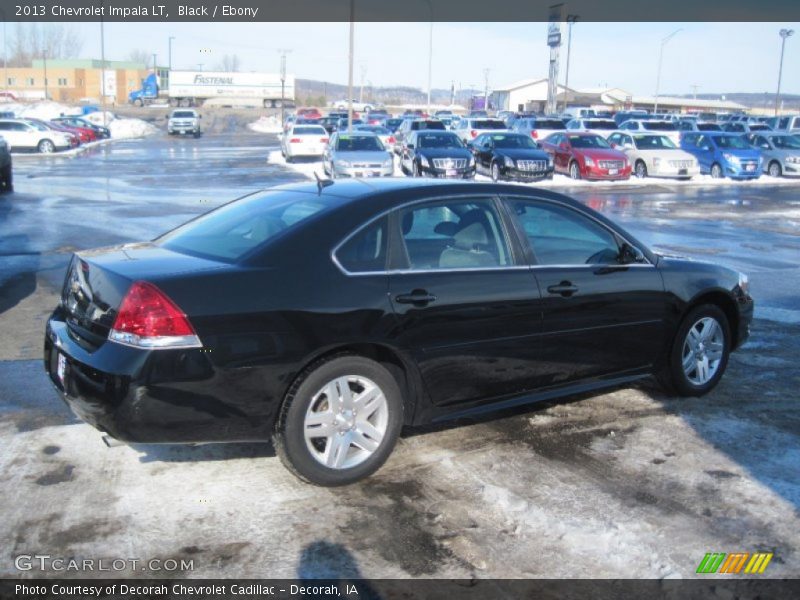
[491,78,577,113]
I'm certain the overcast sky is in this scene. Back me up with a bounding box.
[65,21,800,96]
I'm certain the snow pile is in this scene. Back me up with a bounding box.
[248,116,283,134]
[82,111,117,126]
[3,101,82,120]
[108,118,159,139]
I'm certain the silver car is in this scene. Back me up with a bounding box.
[323,131,394,179]
[746,132,800,177]
[608,131,699,179]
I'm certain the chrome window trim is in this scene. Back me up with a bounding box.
[330,192,655,277]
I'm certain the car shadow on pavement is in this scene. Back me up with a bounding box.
[133,441,275,463]
[297,541,383,599]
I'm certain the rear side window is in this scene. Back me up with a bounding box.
[335,218,388,274]
[158,191,328,262]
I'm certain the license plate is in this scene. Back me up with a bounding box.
[57,353,66,385]
[446,169,457,177]
[746,164,755,171]
[678,168,687,175]
[608,168,618,175]
[179,131,186,135]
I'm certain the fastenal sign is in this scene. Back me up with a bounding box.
[696,552,774,574]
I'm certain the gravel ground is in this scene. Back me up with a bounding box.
[0,131,798,579]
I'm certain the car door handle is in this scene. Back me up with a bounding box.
[395,290,437,305]
[547,281,579,297]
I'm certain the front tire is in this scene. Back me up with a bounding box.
[273,355,403,486]
[635,160,648,178]
[38,139,55,154]
[768,161,782,178]
[569,160,581,180]
[710,163,723,179]
[491,161,501,182]
[659,304,731,397]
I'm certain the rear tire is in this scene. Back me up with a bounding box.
[569,161,581,180]
[0,164,12,192]
[710,163,723,179]
[491,161,501,182]
[635,160,648,178]
[658,304,731,397]
[768,161,782,177]
[272,355,403,486]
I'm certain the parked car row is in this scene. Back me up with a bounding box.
[0,116,109,154]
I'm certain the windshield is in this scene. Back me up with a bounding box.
[697,123,722,131]
[336,135,384,151]
[417,133,463,148]
[490,134,538,149]
[642,121,678,131]
[771,135,800,150]
[634,135,677,150]
[158,191,328,262]
[473,119,506,129]
[583,120,617,130]
[533,119,565,130]
[172,111,196,118]
[569,134,611,149]
[412,121,446,131]
[356,126,390,135]
[749,124,770,131]
[713,135,750,149]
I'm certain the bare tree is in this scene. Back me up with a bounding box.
[6,24,83,66]
[128,49,151,66]
[217,54,241,72]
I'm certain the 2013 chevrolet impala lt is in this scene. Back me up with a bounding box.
[44,179,753,485]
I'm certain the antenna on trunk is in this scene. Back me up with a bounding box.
[314,172,334,195]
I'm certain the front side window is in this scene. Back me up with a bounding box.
[507,199,622,266]
[335,217,388,273]
[396,199,511,271]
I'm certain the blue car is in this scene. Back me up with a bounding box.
[680,132,762,179]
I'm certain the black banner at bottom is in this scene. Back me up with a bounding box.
[2,579,800,600]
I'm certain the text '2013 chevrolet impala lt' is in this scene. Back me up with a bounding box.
[44,179,753,485]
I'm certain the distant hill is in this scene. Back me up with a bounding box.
[296,78,480,106]
[667,92,800,111]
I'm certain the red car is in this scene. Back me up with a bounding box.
[27,118,95,145]
[540,131,631,180]
[23,119,81,147]
[297,107,322,120]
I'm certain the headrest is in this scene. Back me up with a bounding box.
[453,222,489,250]
[434,221,458,237]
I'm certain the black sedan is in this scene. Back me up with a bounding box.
[45,180,753,486]
[469,132,555,182]
[400,130,475,179]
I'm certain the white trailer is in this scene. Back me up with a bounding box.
[167,71,295,108]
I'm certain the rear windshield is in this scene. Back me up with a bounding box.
[411,121,446,131]
[473,119,506,129]
[292,126,326,135]
[642,122,678,131]
[336,135,384,151]
[172,111,196,118]
[158,191,328,262]
[697,123,722,131]
[749,124,770,131]
[533,119,565,129]
[584,120,617,130]
[356,126,390,135]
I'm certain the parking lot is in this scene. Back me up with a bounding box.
[1,129,799,578]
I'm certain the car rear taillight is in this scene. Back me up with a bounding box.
[320,137,329,143]
[531,130,538,139]
[470,130,477,138]
[289,138,302,143]
[109,281,201,349]
[388,136,396,144]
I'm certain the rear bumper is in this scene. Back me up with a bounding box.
[44,311,276,444]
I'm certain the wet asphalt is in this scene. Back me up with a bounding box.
[0,131,798,578]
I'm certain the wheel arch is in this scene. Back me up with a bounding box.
[281,342,424,427]
[684,289,741,350]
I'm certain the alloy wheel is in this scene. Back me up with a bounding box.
[768,162,781,177]
[569,162,581,180]
[303,375,389,470]
[635,161,647,178]
[39,140,55,154]
[681,317,724,386]
[491,163,500,182]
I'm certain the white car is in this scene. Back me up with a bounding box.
[618,119,681,145]
[452,117,508,144]
[333,99,376,113]
[281,124,329,162]
[0,119,73,153]
[565,118,618,137]
[607,131,700,179]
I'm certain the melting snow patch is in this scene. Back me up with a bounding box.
[108,118,159,139]
[249,116,283,134]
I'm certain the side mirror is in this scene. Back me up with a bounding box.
[619,243,646,265]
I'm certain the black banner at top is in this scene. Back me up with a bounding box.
[1,0,799,22]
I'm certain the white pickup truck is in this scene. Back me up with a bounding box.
[167,109,202,137]
[333,99,379,112]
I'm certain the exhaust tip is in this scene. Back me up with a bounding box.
[102,435,125,448]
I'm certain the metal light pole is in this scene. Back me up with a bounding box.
[168,36,175,91]
[775,28,795,117]
[100,0,107,127]
[43,50,48,100]
[654,28,681,114]
[2,14,7,96]
[347,0,354,134]
[424,0,433,115]
[278,49,291,126]
[359,63,366,103]
[561,14,578,114]
[483,68,490,113]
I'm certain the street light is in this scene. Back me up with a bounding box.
[423,0,433,115]
[775,28,795,116]
[561,14,579,114]
[168,36,175,91]
[654,28,681,114]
